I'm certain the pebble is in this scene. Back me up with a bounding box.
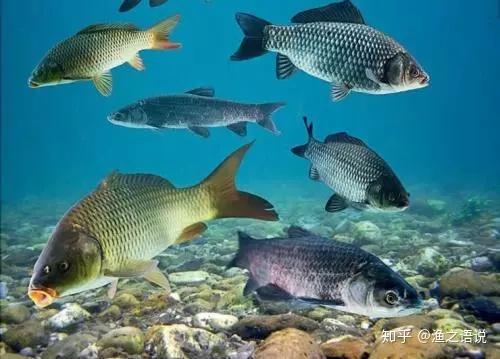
[0,303,30,324]
[47,303,91,329]
[97,326,144,354]
[193,312,238,332]
[169,270,210,285]
[254,328,325,359]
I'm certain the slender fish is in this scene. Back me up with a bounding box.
[292,117,409,213]
[230,226,423,318]
[28,143,278,308]
[28,15,181,96]
[231,0,429,101]
[108,87,285,138]
[119,0,168,12]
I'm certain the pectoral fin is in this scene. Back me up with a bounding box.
[331,82,351,101]
[309,166,320,181]
[107,279,118,299]
[93,72,112,96]
[175,222,207,244]
[325,194,348,213]
[188,126,210,138]
[144,267,171,292]
[104,260,170,292]
[256,284,294,300]
[365,68,391,91]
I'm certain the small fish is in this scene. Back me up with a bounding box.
[119,0,168,12]
[231,0,429,101]
[292,117,409,213]
[28,15,181,96]
[28,143,278,308]
[108,87,285,138]
[229,226,423,318]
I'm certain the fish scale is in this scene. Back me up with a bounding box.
[265,22,402,92]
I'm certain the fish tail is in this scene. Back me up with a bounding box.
[149,14,181,50]
[231,13,271,61]
[256,102,286,135]
[201,142,278,221]
[291,116,314,158]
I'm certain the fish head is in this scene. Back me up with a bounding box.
[346,261,423,318]
[28,59,65,88]
[383,52,429,91]
[366,175,410,212]
[107,103,151,129]
[28,223,102,308]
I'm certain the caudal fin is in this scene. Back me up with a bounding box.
[149,14,181,50]
[201,142,278,221]
[231,13,271,61]
[257,102,285,135]
[291,116,314,157]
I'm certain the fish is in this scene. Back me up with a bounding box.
[107,87,285,138]
[229,226,423,318]
[292,117,409,213]
[119,0,168,12]
[28,142,278,308]
[231,0,429,101]
[28,15,181,96]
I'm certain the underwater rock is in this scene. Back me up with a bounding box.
[0,282,8,299]
[439,268,500,298]
[414,247,449,276]
[41,333,96,359]
[381,315,434,331]
[98,304,121,320]
[0,303,30,324]
[147,324,225,359]
[97,326,144,354]
[470,256,494,272]
[3,319,48,350]
[319,318,363,338]
[171,258,205,272]
[47,303,91,330]
[169,270,210,285]
[352,221,382,245]
[254,328,325,359]
[370,326,445,359]
[426,308,464,321]
[320,335,371,359]
[193,312,238,332]
[112,292,140,309]
[184,298,216,315]
[231,313,319,339]
[1,354,29,359]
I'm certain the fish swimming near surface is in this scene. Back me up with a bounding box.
[292,117,409,213]
[229,226,423,318]
[108,87,285,138]
[28,143,278,308]
[231,0,429,101]
[28,15,181,96]
[119,0,168,12]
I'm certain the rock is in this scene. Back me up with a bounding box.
[254,328,324,359]
[492,322,500,334]
[231,313,319,339]
[97,326,144,354]
[370,326,445,359]
[3,319,48,350]
[193,312,238,332]
[112,292,140,309]
[0,303,30,324]
[320,318,363,338]
[1,354,29,359]
[439,268,500,298]
[169,271,209,285]
[470,256,494,272]
[353,221,381,245]
[147,324,225,359]
[382,315,434,331]
[98,304,121,320]
[414,247,448,276]
[426,309,463,321]
[41,333,96,359]
[320,335,370,359]
[426,199,447,213]
[47,303,91,329]
[184,298,216,314]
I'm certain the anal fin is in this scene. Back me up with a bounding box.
[188,126,210,138]
[325,194,349,213]
[243,276,260,296]
[276,54,297,80]
[226,122,247,137]
[93,71,112,96]
[128,53,145,71]
[176,222,207,244]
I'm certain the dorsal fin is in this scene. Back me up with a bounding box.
[77,23,140,35]
[291,1,366,25]
[287,226,313,238]
[97,171,174,190]
[185,87,215,97]
[324,132,367,147]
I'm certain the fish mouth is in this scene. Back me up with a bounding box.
[28,287,58,308]
[419,74,430,86]
[28,79,40,88]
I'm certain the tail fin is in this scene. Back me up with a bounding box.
[231,13,271,61]
[257,102,285,135]
[201,142,279,221]
[291,116,314,157]
[149,14,181,50]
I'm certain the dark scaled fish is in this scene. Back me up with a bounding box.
[28,143,278,308]
[292,117,409,213]
[229,226,423,318]
[108,87,285,138]
[231,0,429,101]
[119,0,168,12]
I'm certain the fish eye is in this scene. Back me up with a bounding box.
[43,265,51,274]
[409,65,420,78]
[385,290,399,305]
[58,261,70,272]
[389,193,396,201]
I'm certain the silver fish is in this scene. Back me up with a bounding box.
[108,87,285,138]
[119,0,168,12]
[229,226,423,318]
[292,117,409,213]
[231,0,429,101]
